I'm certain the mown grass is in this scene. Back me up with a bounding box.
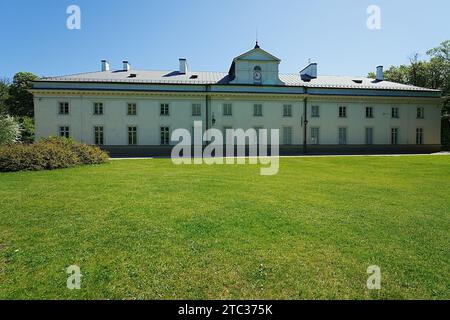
[0,156,449,300]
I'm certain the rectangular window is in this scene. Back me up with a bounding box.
[417,107,424,119]
[59,102,69,115]
[416,128,424,145]
[311,105,320,118]
[392,107,399,119]
[338,127,347,145]
[93,102,104,115]
[223,103,232,116]
[282,127,292,145]
[59,126,70,138]
[391,128,399,145]
[366,107,374,118]
[128,126,137,145]
[365,127,374,145]
[311,127,320,145]
[339,106,347,118]
[160,127,170,145]
[192,103,201,116]
[160,103,170,116]
[283,105,292,117]
[253,104,263,117]
[94,126,104,145]
[127,103,137,116]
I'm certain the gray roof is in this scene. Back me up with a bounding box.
[39,69,439,92]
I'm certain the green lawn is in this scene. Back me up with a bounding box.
[0,156,449,300]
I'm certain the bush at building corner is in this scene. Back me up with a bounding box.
[0,115,21,146]
[0,137,109,172]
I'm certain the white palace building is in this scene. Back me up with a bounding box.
[31,43,443,156]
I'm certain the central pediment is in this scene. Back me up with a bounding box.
[233,46,281,62]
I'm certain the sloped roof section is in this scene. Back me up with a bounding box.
[41,70,230,85]
[38,69,439,92]
[280,74,440,92]
[232,47,281,62]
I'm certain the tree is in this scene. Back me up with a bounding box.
[19,116,35,144]
[427,40,450,63]
[0,115,21,145]
[6,72,37,117]
[0,79,10,115]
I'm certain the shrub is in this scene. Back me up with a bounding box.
[0,115,21,145]
[0,137,109,172]
[19,116,34,144]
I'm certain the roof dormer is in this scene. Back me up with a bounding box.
[228,43,284,85]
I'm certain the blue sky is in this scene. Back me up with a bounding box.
[0,0,448,79]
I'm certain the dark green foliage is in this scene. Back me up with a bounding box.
[18,116,34,143]
[0,79,9,115]
[6,72,37,117]
[0,137,109,172]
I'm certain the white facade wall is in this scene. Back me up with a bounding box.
[34,94,442,146]
[306,100,442,145]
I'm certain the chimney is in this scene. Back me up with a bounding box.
[376,65,384,81]
[179,58,188,74]
[123,60,131,71]
[101,60,110,72]
[300,63,318,81]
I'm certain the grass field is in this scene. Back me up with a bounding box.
[0,156,449,300]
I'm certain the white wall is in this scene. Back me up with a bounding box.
[306,100,442,145]
[34,95,442,146]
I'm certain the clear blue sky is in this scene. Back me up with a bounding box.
[0,0,448,79]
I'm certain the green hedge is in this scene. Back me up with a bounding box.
[0,137,109,172]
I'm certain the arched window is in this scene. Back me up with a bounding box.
[253,66,262,84]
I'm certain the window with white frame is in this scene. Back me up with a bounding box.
[160,127,170,145]
[339,106,347,118]
[311,105,320,118]
[223,103,232,116]
[417,107,424,119]
[59,126,70,138]
[94,126,104,145]
[59,102,69,115]
[392,107,399,118]
[93,102,104,115]
[282,127,292,145]
[127,103,137,116]
[128,126,137,145]
[192,103,201,116]
[310,127,320,145]
[391,128,399,145]
[338,127,347,144]
[283,105,292,117]
[416,128,424,145]
[253,104,263,117]
[366,107,374,118]
[365,127,374,145]
[160,103,170,116]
